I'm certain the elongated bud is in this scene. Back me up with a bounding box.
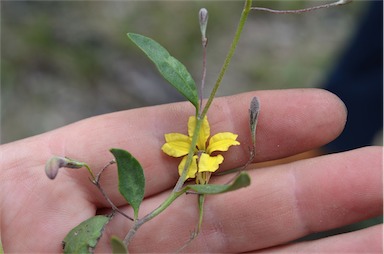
[45,156,84,180]
[249,97,260,144]
[199,8,208,46]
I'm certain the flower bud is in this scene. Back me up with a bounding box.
[249,97,260,143]
[199,8,208,43]
[249,97,260,127]
[45,156,84,180]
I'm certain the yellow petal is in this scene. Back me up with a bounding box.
[161,133,191,157]
[188,116,210,150]
[207,132,240,154]
[178,155,198,179]
[198,153,224,173]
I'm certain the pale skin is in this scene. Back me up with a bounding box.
[0,89,382,253]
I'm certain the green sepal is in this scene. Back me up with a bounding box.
[110,148,145,220]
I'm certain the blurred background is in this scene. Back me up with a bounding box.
[1,0,380,145]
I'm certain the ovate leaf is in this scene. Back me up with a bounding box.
[63,215,111,254]
[110,148,145,219]
[187,172,251,194]
[127,33,199,109]
[110,236,128,254]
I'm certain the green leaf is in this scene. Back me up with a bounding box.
[110,236,128,254]
[187,172,251,194]
[127,33,199,109]
[63,215,110,254]
[110,148,145,219]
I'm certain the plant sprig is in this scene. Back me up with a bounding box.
[44,0,352,252]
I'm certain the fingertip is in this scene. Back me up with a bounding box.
[317,88,348,140]
[298,88,348,146]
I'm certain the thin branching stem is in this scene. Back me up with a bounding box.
[123,1,255,246]
[251,0,352,14]
[93,160,134,221]
[123,188,186,245]
[122,0,353,249]
[201,0,252,119]
[94,181,134,221]
[175,0,253,192]
[94,160,115,182]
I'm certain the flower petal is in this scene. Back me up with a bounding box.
[161,133,191,157]
[188,116,210,150]
[178,155,198,179]
[198,153,224,173]
[207,132,240,154]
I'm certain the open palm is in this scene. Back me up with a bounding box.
[1,89,382,253]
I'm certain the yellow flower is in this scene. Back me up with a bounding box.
[161,116,240,184]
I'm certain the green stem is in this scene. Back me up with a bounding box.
[175,0,253,192]
[201,0,252,118]
[197,194,205,233]
[123,188,186,245]
[83,163,96,181]
[123,0,254,248]
[173,117,203,192]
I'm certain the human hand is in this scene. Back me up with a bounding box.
[1,89,382,252]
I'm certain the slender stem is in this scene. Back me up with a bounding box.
[176,0,253,192]
[121,0,355,250]
[197,194,205,233]
[83,164,96,181]
[174,0,252,216]
[201,0,252,118]
[251,0,352,14]
[123,188,186,245]
[124,0,254,248]
[173,117,203,192]
[199,43,207,115]
[174,194,205,253]
[175,9,209,190]
[94,160,115,182]
[92,160,134,221]
[94,181,134,221]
